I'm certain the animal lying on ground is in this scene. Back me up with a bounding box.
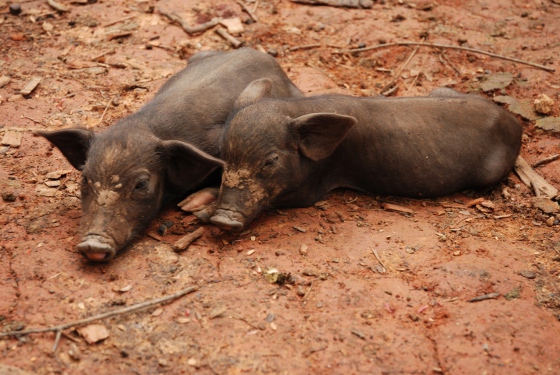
[203,83,522,231]
[37,48,302,261]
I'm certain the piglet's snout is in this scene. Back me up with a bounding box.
[211,208,245,232]
[77,235,116,262]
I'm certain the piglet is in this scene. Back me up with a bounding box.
[208,83,522,231]
[37,48,302,261]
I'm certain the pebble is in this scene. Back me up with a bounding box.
[68,343,81,361]
[534,94,554,115]
[519,270,536,279]
[9,4,22,16]
[267,48,278,57]
[299,244,308,256]
[1,192,17,202]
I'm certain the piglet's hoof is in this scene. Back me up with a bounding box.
[178,187,219,212]
[192,203,217,223]
[210,209,245,232]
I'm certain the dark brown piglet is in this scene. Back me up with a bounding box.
[207,84,522,231]
[37,48,302,261]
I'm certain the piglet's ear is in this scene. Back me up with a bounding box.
[157,140,225,189]
[35,129,95,170]
[291,113,357,161]
[233,78,272,110]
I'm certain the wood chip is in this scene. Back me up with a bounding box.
[47,0,68,12]
[381,202,414,214]
[1,131,22,147]
[77,324,109,344]
[466,197,484,207]
[209,305,227,319]
[147,231,162,241]
[151,307,164,317]
[46,169,71,179]
[172,227,204,252]
[45,180,61,187]
[0,76,11,88]
[220,17,244,34]
[20,77,42,96]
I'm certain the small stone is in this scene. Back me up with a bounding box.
[209,305,227,319]
[546,216,555,227]
[46,169,71,179]
[531,197,559,214]
[267,48,278,57]
[1,192,17,202]
[269,322,278,331]
[519,270,536,279]
[68,343,81,361]
[45,180,61,187]
[534,94,554,115]
[1,131,22,147]
[20,77,42,96]
[77,324,109,344]
[187,358,198,366]
[42,22,54,32]
[151,307,164,317]
[296,286,306,296]
[175,317,190,324]
[0,76,11,88]
[9,4,22,16]
[299,244,308,255]
[302,268,318,277]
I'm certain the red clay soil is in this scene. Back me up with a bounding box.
[1,0,560,374]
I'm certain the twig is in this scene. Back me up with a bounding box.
[52,330,62,352]
[439,50,461,76]
[514,156,559,197]
[380,84,399,96]
[406,54,429,92]
[252,0,259,14]
[468,292,500,302]
[335,42,555,73]
[0,285,199,338]
[289,43,321,52]
[237,0,258,22]
[532,154,559,168]
[160,10,221,35]
[379,40,423,95]
[173,227,205,252]
[370,248,387,273]
[103,15,136,27]
[97,96,114,126]
[215,27,243,48]
[21,115,43,124]
[303,281,314,300]
[231,314,262,330]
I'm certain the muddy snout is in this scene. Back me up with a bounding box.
[210,209,246,232]
[77,234,117,262]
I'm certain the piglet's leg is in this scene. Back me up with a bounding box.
[178,187,220,223]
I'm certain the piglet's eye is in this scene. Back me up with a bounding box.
[134,180,149,191]
[264,154,279,167]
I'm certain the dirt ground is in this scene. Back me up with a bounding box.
[1,0,560,374]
